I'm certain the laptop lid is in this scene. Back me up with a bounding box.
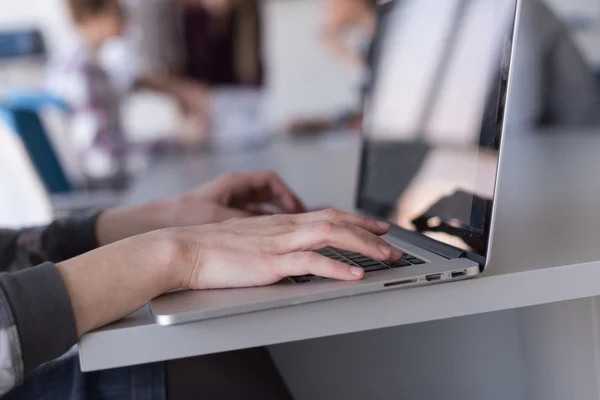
[357,0,518,264]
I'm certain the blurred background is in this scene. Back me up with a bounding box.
[1,0,600,228]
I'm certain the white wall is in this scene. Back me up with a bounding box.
[263,0,360,125]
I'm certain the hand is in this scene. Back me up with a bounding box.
[172,209,402,289]
[174,171,306,222]
[96,171,306,246]
[59,209,401,335]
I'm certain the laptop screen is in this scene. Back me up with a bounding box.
[357,0,517,258]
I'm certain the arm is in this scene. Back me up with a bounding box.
[136,74,210,115]
[0,209,397,396]
[0,171,384,395]
[321,26,365,69]
[0,213,100,273]
[320,0,375,69]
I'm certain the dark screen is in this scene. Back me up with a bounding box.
[358,0,517,257]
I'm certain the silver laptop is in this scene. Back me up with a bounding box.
[151,0,520,325]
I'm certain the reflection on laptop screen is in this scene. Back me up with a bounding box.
[358,0,517,257]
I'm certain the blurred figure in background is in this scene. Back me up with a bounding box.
[45,0,208,186]
[287,0,377,135]
[121,0,265,147]
[181,0,264,88]
[321,0,377,71]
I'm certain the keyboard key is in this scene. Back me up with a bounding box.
[353,256,372,263]
[410,259,426,265]
[364,265,389,272]
[357,259,381,266]
[389,259,411,268]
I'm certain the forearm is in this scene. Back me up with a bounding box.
[95,199,183,246]
[137,74,197,98]
[0,230,182,394]
[321,30,364,67]
[57,230,183,335]
[0,213,100,273]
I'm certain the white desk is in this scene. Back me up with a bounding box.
[79,131,600,400]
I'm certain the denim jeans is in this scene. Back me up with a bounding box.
[4,347,165,400]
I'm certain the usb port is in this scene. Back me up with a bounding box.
[426,273,442,282]
[451,270,467,278]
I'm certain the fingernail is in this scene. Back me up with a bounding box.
[350,267,363,276]
[377,221,390,229]
[378,244,392,256]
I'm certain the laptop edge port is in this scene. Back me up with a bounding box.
[426,273,442,282]
[451,270,467,278]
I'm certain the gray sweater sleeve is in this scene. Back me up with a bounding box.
[0,263,78,396]
[0,212,101,274]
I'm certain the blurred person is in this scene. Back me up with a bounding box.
[321,0,377,70]
[287,0,377,136]
[181,0,264,88]
[46,0,209,185]
[0,171,402,399]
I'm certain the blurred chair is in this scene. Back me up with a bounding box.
[2,91,86,187]
[0,29,45,60]
[4,90,69,111]
[0,103,124,216]
[0,29,47,93]
[0,120,52,228]
[0,104,73,194]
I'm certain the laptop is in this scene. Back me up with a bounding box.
[150,0,520,325]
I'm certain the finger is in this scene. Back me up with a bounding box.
[282,221,402,261]
[292,209,390,235]
[227,172,307,213]
[277,252,364,281]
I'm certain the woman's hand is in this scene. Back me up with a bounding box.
[59,209,400,336]
[173,209,402,289]
[96,171,306,246]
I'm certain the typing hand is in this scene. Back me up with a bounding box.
[60,209,401,335]
[174,171,307,222]
[96,171,306,245]
[171,209,403,290]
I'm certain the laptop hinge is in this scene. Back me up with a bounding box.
[388,224,484,267]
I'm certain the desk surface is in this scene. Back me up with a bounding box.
[79,131,600,372]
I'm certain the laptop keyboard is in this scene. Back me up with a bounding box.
[290,248,426,284]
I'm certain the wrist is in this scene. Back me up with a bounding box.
[153,228,193,291]
[95,201,175,246]
[58,230,185,335]
[158,228,199,291]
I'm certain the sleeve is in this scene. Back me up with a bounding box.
[0,212,101,273]
[0,263,78,396]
